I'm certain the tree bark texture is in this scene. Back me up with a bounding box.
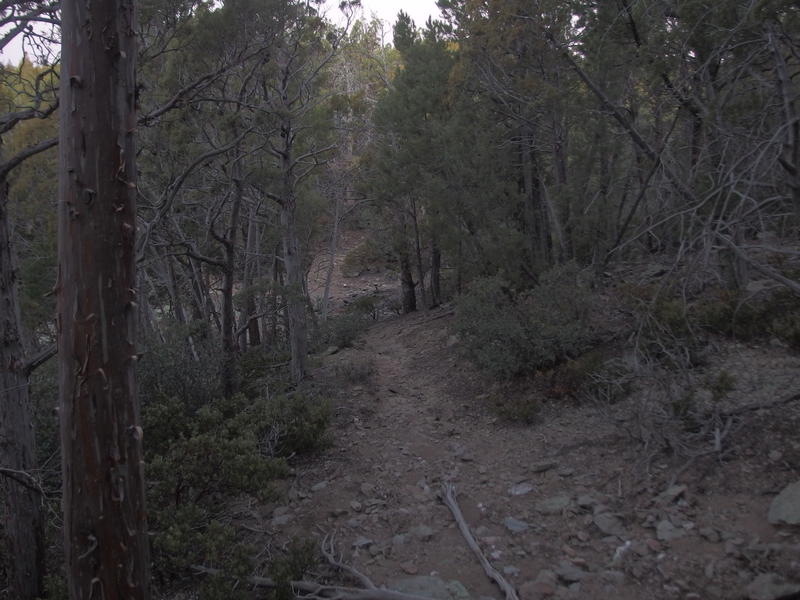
[281,199,307,384]
[0,175,45,600]
[58,1,152,598]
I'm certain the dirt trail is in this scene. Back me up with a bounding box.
[259,302,800,600]
[264,235,800,599]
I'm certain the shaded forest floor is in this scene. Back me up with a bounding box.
[253,244,800,600]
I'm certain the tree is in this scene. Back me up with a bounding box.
[58,0,151,597]
[0,8,59,599]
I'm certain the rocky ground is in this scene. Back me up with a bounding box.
[237,234,800,600]
[242,298,800,600]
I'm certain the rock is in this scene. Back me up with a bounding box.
[360,482,376,496]
[350,500,363,512]
[601,570,625,585]
[659,484,688,504]
[352,536,373,549]
[271,514,291,527]
[529,460,558,474]
[519,571,558,599]
[768,481,800,525]
[401,562,418,575]
[273,506,290,517]
[699,527,721,543]
[536,495,571,515]
[411,525,435,542]
[509,482,536,496]
[656,519,685,542]
[503,566,521,577]
[392,534,407,548]
[504,517,530,534]
[768,450,783,462]
[389,576,471,600]
[555,561,586,583]
[746,573,800,600]
[311,481,328,492]
[576,495,598,510]
[557,467,575,478]
[593,513,627,538]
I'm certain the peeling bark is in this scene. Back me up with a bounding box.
[58,1,152,598]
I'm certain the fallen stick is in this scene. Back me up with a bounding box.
[439,483,519,600]
[719,391,800,418]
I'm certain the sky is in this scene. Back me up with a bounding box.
[322,0,441,31]
[0,1,442,64]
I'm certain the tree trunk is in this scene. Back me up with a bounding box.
[399,249,416,314]
[220,176,243,398]
[320,187,343,323]
[281,199,307,384]
[521,133,550,270]
[430,234,441,307]
[241,203,262,348]
[0,175,45,600]
[410,197,429,309]
[58,1,152,598]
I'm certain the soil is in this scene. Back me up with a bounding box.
[257,238,800,600]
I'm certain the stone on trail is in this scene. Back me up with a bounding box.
[656,519,685,542]
[536,495,571,515]
[593,512,627,538]
[519,570,557,600]
[509,481,535,496]
[768,480,800,525]
[389,576,471,600]
[746,573,800,600]
[504,516,530,533]
[411,525,435,542]
[555,560,587,583]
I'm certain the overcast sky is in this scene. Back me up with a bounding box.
[0,1,442,64]
[324,0,441,29]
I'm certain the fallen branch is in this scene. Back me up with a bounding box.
[192,565,438,600]
[439,483,519,600]
[322,533,376,590]
[719,391,800,418]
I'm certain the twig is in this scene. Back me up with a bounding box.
[439,483,519,600]
[719,391,800,418]
[0,467,45,496]
[321,533,376,590]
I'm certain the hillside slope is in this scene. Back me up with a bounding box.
[256,299,800,600]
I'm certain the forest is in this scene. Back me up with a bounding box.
[1,0,799,599]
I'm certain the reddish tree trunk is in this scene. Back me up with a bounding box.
[58,1,152,598]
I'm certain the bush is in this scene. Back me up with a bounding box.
[138,324,223,408]
[144,392,287,582]
[453,263,597,379]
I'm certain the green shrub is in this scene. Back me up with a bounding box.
[321,311,369,348]
[144,388,329,587]
[261,393,332,457]
[144,392,287,581]
[267,538,319,600]
[138,324,222,408]
[453,263,597,379]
